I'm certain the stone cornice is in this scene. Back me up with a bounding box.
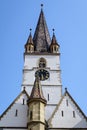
[24,52,60,56]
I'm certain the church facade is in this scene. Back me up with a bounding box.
[0,6,87,130]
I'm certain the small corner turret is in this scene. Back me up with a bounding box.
[25,29,34,53]
[50,29,60,53]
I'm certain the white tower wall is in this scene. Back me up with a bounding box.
[22,54,62,119]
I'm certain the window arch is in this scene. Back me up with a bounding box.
[39,58,46,68]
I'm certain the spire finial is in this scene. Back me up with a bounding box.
[29,28,32,36]
[41,4,43,10]
[65,87,67,92]
[52,28,55,35]
[41,4,43,7]
[30,28,32,33]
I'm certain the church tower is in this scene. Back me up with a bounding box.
[22,5,62,120]
[0,5,87,130]
[27,76,47,130]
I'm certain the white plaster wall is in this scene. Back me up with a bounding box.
[45,105,57,120]
[22,54,62,102]
[50,95,87,128]
[43,85,62,120]
[22,69,37,85]
[22,54,61,86]
[22,70,61,85]
[0,93,28,127]
[42,86,62,104]
[24,55,60,70]
[21,54,62,121]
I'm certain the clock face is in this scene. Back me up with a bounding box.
[35,69,49,81]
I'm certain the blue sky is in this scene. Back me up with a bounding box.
[0,0,87,115]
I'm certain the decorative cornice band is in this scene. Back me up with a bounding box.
[24,52,60,56]
[21,84,62,87]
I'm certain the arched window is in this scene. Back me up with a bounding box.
[39,58,46,68]
[66,100,68,106]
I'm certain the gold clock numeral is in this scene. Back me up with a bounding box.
[41,69,43,72]
[41,74,44,80]
[46,75,48,79]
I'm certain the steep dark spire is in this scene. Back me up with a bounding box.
[33,6,51,52]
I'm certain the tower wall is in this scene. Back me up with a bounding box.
[22,54,62,95]
[22,54,62,119]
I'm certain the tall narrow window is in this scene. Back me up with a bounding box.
[27,109,29,117]
[54,46,56,51]
[30,111,33,120]
[61,111,64,117]
[28,46,30,51]
[15,109,18,117]
[23,98,25,105]
[48,94,49,101]
[73,111,75,118]
[66,100,68,106]
[39,58,46,68]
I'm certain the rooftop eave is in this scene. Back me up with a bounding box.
[27,98,47,105]
[24,52,60,56]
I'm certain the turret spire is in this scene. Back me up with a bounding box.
[50,29,60,53]
[29,76,46,102]
[27,28,33,44]
[25,28,34,53]
[33,6,51,52]
[51,28,58,44]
